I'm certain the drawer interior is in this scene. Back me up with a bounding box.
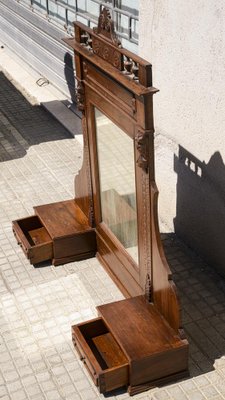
[78,318,127,370]
[16,216,52,246]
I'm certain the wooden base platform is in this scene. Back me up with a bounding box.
[72,296,189,395]
[12,200,97,265]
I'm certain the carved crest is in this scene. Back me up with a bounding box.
[135,130,150,172]
[93,7,121,47]
[92,7,123,70]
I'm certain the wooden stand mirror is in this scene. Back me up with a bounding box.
[12,6,189,396]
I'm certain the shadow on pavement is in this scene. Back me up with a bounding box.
[174,145,225,280]
[0,71,73,162]
[163,233,225,378]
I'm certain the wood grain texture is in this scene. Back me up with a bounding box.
[83,62,135,119]
[35,200,97,264]
[98,296,184,359]
[92,332,127,368]
[34,200,90,238]
[53,230,96,259]
[98,296,188,387]
[28,227,51,245]
[150,183,181,333]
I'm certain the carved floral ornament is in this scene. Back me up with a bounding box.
[76,80,85,112]
[92,38,122,69]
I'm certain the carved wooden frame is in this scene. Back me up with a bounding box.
[64,7,182,335]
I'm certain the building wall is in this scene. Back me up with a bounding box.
[0,0,138,100]
[0,0,74,99]
[139,0,225,276]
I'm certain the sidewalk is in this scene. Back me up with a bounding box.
[0,61,225,400]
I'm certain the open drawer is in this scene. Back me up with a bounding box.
[72,317,129,393]
[12,215,53,264]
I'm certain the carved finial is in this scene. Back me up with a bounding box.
[93,7,121,47]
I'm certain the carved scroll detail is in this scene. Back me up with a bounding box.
[76,81,85,113]
[93,7,121,47]
[135,130,150,172]
[92,39,123,70]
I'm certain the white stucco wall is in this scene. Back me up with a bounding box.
[139,1,225,274]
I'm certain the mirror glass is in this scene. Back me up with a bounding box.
[95,108,139,264]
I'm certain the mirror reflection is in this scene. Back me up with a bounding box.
[95,108,139,264]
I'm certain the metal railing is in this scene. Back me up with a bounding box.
[18,0,139,48]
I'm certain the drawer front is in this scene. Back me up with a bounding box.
[72,319,129,393]
[72,328,98,385]
[54,230,96,259]
[28,242,53,264]
[99,365,129,393]
[12,217,53,264]
[13,223,30,257]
